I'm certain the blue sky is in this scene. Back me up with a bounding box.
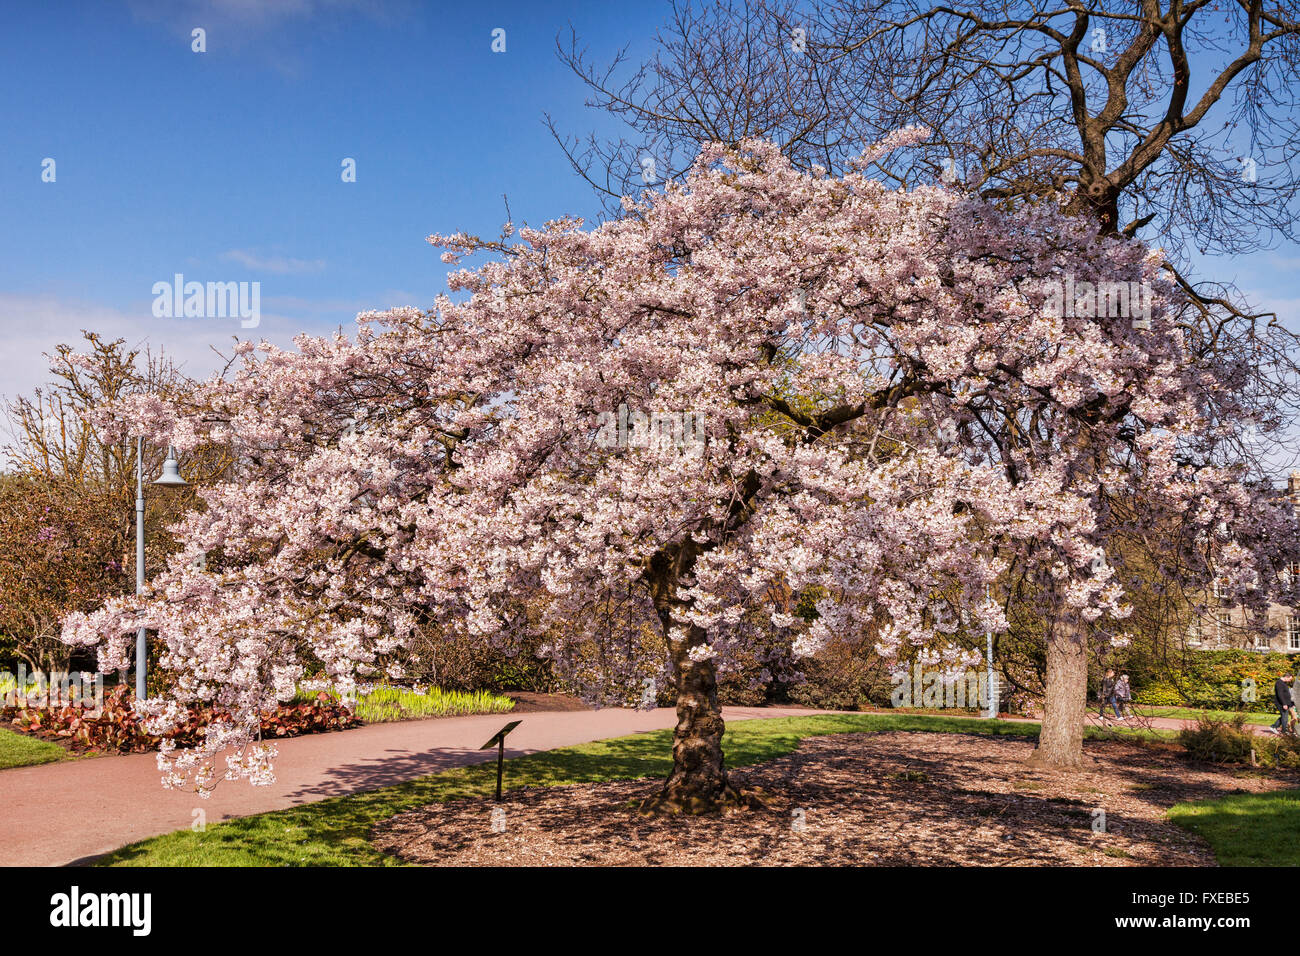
[0,0,662,399]
[1,0,1297,446]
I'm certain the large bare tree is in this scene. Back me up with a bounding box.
[552,0,1300,767]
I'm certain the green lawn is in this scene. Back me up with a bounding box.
[98,713,1050,866]
[1143,705,1276,727]
[1086,724,1181,741]
[0,725,67,770]
[1169,790,1300,866]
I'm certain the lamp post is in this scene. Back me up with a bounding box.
[135,440,188,700]
[984,583,999,719]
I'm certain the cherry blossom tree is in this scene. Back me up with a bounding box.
[63,131,1297,805]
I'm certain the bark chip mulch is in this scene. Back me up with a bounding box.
[371,731,1287,866]
[502,692,591,713]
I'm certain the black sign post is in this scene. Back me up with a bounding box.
[478,720,522,802]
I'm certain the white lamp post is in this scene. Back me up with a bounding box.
[985,583,999,719]
[135,440,187,700]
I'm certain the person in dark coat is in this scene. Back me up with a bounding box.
[1272,675,1296,734]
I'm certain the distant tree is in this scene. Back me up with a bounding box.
[1,332,228,672]
[0,475,122,672]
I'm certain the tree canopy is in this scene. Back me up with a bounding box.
[63,134,1298,802]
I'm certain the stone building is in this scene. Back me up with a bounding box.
[1186,471,1300,653]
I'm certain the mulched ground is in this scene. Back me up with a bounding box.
[371,731,1290,866]
[502,692,591,713]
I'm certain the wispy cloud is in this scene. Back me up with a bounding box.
[221,249,326,275]
[0,293,345,410]
[126,0,407,71]
[128,0,395,31]
[1262,253,1300,274]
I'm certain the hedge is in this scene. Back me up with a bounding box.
[1133,649,1300,710]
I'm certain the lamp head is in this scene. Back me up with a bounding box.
[153,446,189,487]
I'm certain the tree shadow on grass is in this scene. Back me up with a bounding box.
[281,730,683,803]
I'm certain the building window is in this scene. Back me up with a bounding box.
[1216,610,1233,642]
[1290,617,1300,652]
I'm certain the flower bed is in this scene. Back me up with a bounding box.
[1,686,358,755]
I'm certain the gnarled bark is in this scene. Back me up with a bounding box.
[1026,611,1092,769]
[641,501,772,814]
[642,640,737,813]
[640,640,768,814]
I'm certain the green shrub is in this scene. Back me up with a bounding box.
[717,671,770,706]
[783,641,896,710]
[1132,682,1183,706]
[1134,650,1298,710]
[1177,715,1300,770]
[1178,715,1255,763]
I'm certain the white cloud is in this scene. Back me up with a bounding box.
[222,249,326,275]
[0,293,336,410]
[1265,253,1300,273]
[128,0,392,30]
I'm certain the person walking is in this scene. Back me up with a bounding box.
[1099,668,1121,720]
[1272,674,1296,735]
[1115,673,1133,720]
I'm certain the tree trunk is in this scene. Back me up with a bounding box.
[1027,610,1092,769]
[640,625,767,814]
[1065,177,1121,236]
[648,645,734,813]
[642,545,766,815]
